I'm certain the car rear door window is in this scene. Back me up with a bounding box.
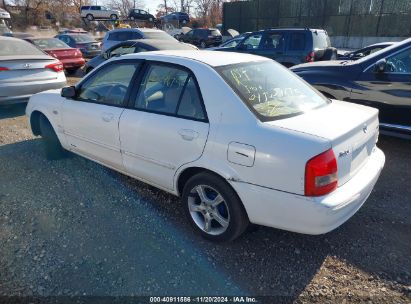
[289,33,306,51]
[78,63,139,106]
[134,64,189,114]
[177,77,206,120]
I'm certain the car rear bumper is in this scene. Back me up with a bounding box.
[0,76,66,105]
[230,147,385,235]
[61,58,86,69]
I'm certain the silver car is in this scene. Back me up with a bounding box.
[0,36,67,105]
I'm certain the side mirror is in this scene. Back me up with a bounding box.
[61,86,76,98]
[102,52,109,59]
[374,59,386,73]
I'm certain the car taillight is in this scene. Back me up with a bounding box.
[305,51,315,62]
[45,61,64,73]
[0,67,9,71]
[305,149,338,196]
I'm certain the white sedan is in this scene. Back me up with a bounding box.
[26,51,385,241]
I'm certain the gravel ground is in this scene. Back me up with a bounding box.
[0,83,410,302]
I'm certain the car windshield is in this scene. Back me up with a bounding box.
[0,39,45,56]
[143,31,176,41]
[217,60,328,121]
[72,34,95,43]
[33,38,70,49]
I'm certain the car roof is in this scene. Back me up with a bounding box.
[108,28,164,33]
[357,37,411,64]
[125,39,195,50]
[367,42,396,47]
[121,50,268,67]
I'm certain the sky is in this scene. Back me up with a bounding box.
[144,0,163,14]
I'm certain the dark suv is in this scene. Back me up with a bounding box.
[179,28,222,48]
[161,12,190,24]
[214,28,336,67]
[128,9,156,23]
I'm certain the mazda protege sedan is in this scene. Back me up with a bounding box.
[26,51,385,241]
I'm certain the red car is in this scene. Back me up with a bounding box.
[26,37,86,74]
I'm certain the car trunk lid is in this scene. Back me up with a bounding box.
[266,100,379,186]
[0,57,59,83]
[45,48,81,59]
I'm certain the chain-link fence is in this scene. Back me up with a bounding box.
[223,0,411,38]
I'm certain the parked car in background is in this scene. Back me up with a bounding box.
[161,12,190,24]
[179,28,222,48]
[3,32,34,39]
[337,42,396,60]
[208,33,251,50]
[214,28,336,67]
[0,36,66,105]
[80,5,120,21]
[55,33,101,58]
[101,28,177,51]
[128,9,156,22]
[58,28,88,35]
[84,39,198,73]
[292,38,411,138]
[25,37,85,74]
[27,51,384,241]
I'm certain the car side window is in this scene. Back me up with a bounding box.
[386,48,411,73]
[241,33,263,50]
[288,33,306,51]
[186,30,194,37]
[134,64,189,114]
[260,33,284,50]
[177,77,206,120]
[78,63,139,106]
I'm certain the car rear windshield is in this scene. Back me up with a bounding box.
[0,40,45,56]
[216,60,328,121]
[312,31,330,49]
[209,29,221,36]
[33,38,70,49]
[72,34,95,43]
[143,31,176,41]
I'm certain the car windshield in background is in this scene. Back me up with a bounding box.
[33,38,70,49]
[0,40,45,56]
[217,60,328,121]
[72,35,95,43]
[143,32,176,41]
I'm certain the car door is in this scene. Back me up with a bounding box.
[62,61,140,170]
[351,47,411,127]
[183,30,194,44]
[254,31,286,61]
[119,62,209,191]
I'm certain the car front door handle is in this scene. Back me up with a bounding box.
[178,129,198,141]
[102,113,114,122]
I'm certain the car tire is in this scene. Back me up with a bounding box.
[130,16,135,21]
[110,14,118,20]
[182,172,249,242]
[200,41,207,49]
[39,115,67,160]
[86,14,94,21]
[149,17,153,22]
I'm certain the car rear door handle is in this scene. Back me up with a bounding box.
[178,129,198,141]
[102,113,114,122]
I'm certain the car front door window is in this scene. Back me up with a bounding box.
[78,63,139,106]
[240,34,262,50]
[386,48,411,73]
[261,33,284,51]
